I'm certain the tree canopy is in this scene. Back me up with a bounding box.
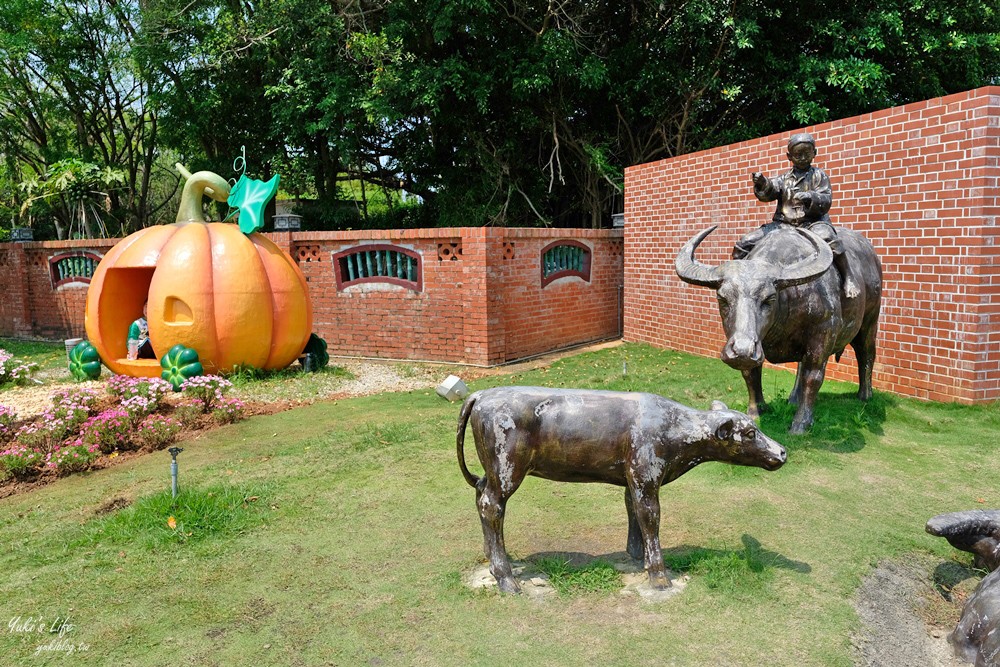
[1,0,998,237]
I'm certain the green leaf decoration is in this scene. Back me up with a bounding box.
[68,341,102,381]
[227,173,280,234]
[160,344,204,391]
[301,333,329,372]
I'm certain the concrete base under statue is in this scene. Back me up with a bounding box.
[463,554,689,602]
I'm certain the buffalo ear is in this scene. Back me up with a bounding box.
[715,417,737,441]
[710,400,728,411]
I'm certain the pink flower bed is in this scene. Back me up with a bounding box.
[0,375,246,481]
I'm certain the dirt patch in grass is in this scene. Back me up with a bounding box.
[242,399,305,417]
[852,557,974,667]
[95,495,133,515]
[0,473,49,499]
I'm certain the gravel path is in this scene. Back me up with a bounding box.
[0,380,101,418]
[0,360,445,419]
[334,360,444,395]
[0,340,622,418]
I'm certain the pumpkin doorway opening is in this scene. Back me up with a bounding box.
[96,267,160,377]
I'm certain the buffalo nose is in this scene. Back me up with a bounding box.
[764,445,787,470]
[721,336,764,369]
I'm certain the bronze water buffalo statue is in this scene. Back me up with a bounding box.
[927,510,1000,572]
[456,386,787,594]
[926,510,1000,665]
[676,224,882,433]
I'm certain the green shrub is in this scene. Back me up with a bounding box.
[46,441,100,474]
[180,375,233,413]
[172,401,204,426]
[211,398,247,425]
[79,409,133,453]
[0,405,17,443]
[135,415,182,450]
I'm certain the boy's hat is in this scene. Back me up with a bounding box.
[788,133,816,150]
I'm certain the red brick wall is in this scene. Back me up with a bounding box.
[0,240,117,341]
[624,86,1000,403]
[0,227,623,367]
[290,227,623,365]
[0,245,32,338]
[498,229,623,362]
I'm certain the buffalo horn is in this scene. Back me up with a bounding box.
[675,225,723,288]
[926,510,1000,543]
[775,227,834,288]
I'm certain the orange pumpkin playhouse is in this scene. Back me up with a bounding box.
[84,168,312,377]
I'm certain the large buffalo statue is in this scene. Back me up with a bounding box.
[675,224,882,433]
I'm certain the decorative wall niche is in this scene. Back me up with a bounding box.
[333,244,422,291]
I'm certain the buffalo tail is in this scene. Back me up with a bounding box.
[456,392,482,488]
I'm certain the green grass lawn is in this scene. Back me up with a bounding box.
[1,343,997,666]
[0,339,68,382]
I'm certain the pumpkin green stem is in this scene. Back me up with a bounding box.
[175,164,231,223]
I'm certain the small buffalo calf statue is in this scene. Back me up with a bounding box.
[456,386,787,594]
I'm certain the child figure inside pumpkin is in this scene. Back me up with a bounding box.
[126,302,155,360]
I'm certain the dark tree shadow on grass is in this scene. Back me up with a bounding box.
[522,534,810,577]
[932,560,983,602]
[662,534,811,575]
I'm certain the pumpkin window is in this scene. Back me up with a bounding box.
[540,241,591,287]
[333,244,422,292]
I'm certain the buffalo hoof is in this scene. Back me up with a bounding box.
[788,421,810,435]
[647,572,671,591]
[496,576,522,594]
